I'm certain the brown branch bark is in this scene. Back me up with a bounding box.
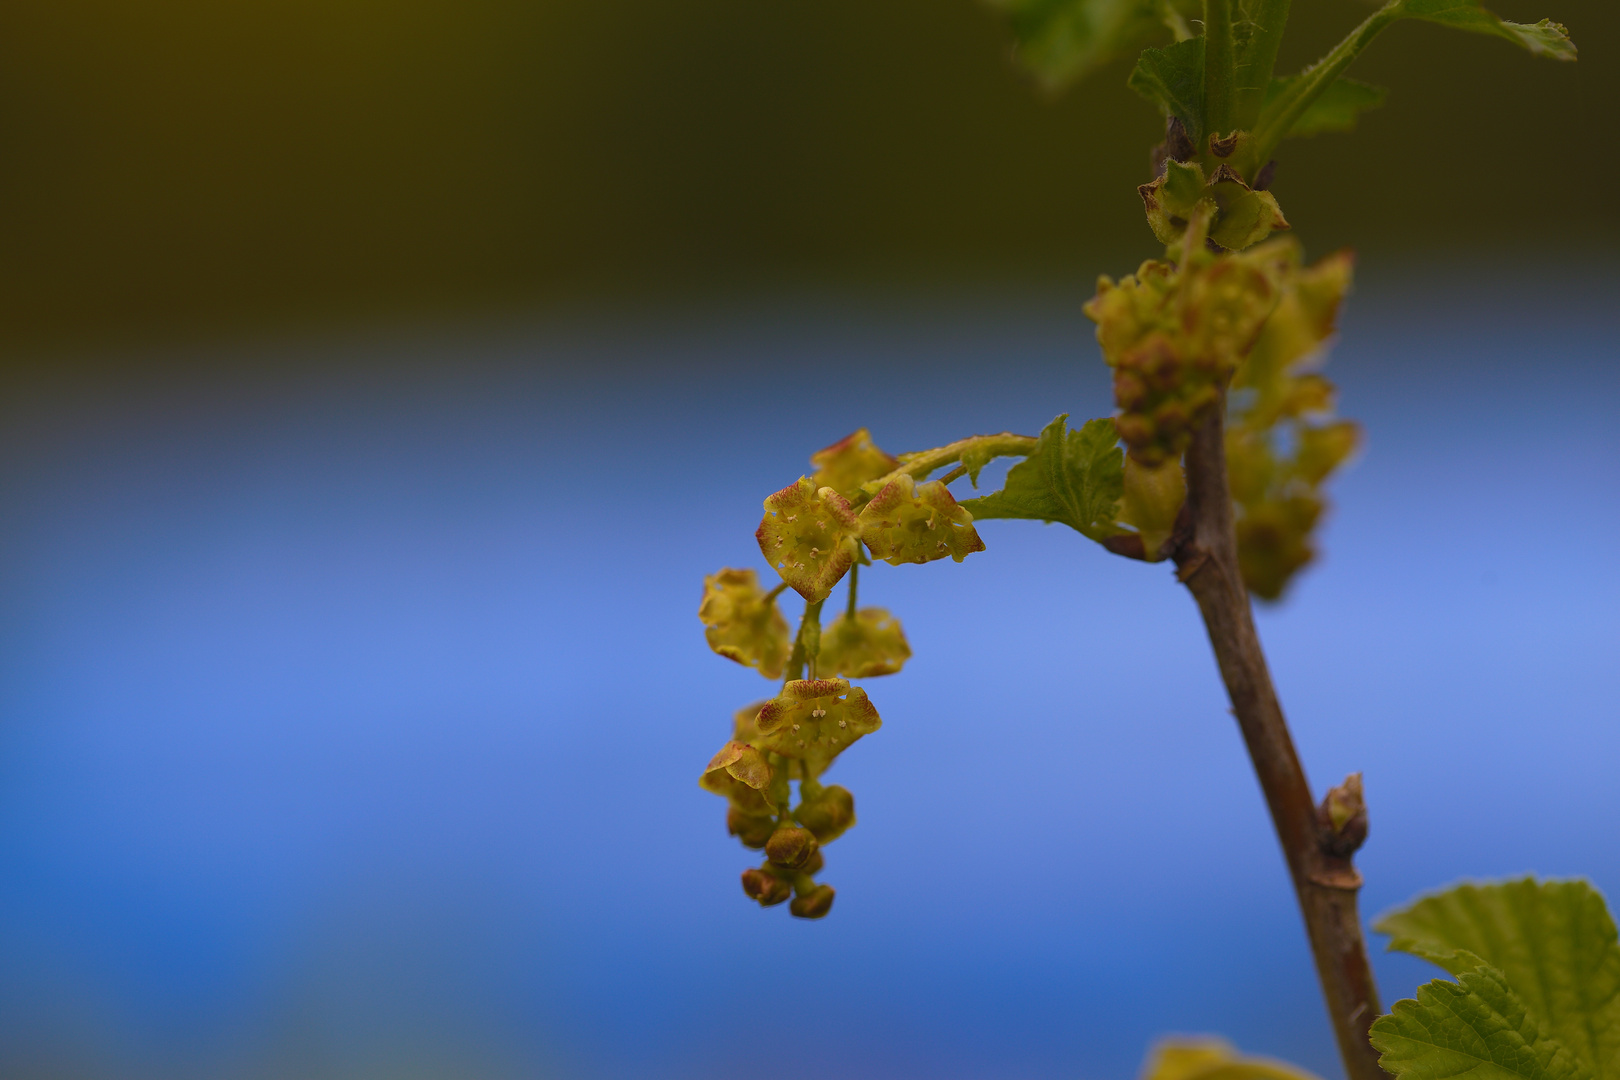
[1170,398,1384,1080]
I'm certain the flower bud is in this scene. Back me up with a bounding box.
[765,825,819,869]
[727,807,776,849]
[789,884,835,920]
[741,867,792,907]
[796,784,855,843]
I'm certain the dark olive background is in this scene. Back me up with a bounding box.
[0,0,1612,352]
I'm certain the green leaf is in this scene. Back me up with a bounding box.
[1371,964,1593,1080]
[1376,879,1620,1080]
[1129,37,1205,141]
[959,414,1123,542]
[1400,0,1575,60]
[1263,76,1387,137]
[988,0,1197,90]
[1251,0,1573,174]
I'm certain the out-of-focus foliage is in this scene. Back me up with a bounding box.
[1225,245,1358,600]
[987,0,1199,89]
[1139,1036,1327,1080]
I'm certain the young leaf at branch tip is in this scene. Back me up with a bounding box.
[1138,159,1289,252]
[1140,1037,1328,1080]
[960,414,1124,542]
[756,478,861,602]
[1251,0,1573,173]
[698,568,792,679]
[811,428,899,502]
[1399,0,1574,61]
[754,678,881,779]
[1130,37,1205,144]
[1375,878,1620,1080]
[858,474,986,566]
[1265,76,1387,138]
[987,0,1200,91]
[818,608,912,678]
[1370,964,1593,1080]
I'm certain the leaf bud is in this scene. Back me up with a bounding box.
[741,866,793,907]
[765,825,820,869]
[789,884,836,920]
[795,784,856,843]
[727,806,776,849]
[1317,772,1368,858]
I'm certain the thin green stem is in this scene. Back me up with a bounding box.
[862,432,1037,500]
[845,563,859,620]
[1232,0,1293,130]
[800,599,824,681]
[764,580,790,604]
[1250,0,1402,168]
[1202,0,1237,143]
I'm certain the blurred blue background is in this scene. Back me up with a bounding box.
[1,265,1616,1079]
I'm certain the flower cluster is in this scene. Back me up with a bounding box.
[1224,245,1359,599]
[1085,218,1293,468]
[699,429,981,918]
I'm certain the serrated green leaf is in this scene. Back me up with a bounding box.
[959,414,1123,542]
[1372,964,1593,1080]
[1251,0,1573,174]
[1129,37,1205,141]
[1400,0,1575,60]
[988,0,1197,89]
[1263,76,1387,137]
[1376,879,1620,1080]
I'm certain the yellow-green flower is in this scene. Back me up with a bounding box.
[858,475,985,565]
[754,678,881,777]
[698,567,791,678]
[810,428,899,501]
[755,478,861,602]
[818,608,911,678]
